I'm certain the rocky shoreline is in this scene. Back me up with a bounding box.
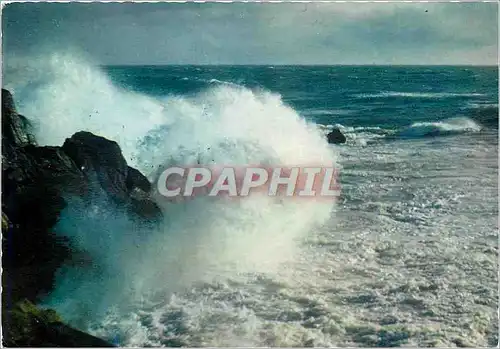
[2,88,163,346]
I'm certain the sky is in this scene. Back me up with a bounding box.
[2,1,498,65]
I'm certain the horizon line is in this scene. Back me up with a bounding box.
[102,63,499,67]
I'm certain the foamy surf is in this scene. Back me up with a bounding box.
[317,117,482,146]
[3,53,497,348]
[396,117,482,138]
[355,91,486,99]
[4,53,338,337]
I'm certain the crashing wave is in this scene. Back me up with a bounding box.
[3,52,337,332]
[395,117,482,138]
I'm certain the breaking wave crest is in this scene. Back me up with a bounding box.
[355,91,486,99]
[396,117,482,138]
[3,52,337,341]
[318,117,483,146]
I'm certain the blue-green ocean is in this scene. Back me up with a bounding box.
[4,57,499,346]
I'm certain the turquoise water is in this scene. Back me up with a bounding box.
[4,57,498,346]
[104,65,498,129]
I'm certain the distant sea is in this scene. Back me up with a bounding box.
[5,60,499,346]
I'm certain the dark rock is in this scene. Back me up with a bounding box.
[2,210,72,301]
[62,132,129,203]
[2,299,114,347]
[61,132,162,222]
[126,167,163,221]
[126,166,152,193]
[2,89,162,296]
[2,145,88,219]
[2,89,160,228]
[1,91,82,300]
[326,128,347,144]
[2,144,87,295]
[2,89,161,346]
[2,88,15,113]
[2,89,35,148]
[23,145,89,197]
[129,198,163,221]
[2,89,36,184]
[42,322,115,347]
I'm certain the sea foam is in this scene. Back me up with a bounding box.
[3,52,337,329]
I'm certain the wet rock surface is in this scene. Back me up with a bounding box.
[2,88,163,347]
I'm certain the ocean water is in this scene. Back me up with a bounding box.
[3,55,498,347]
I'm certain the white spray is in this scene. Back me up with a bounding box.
[4,53,338,339]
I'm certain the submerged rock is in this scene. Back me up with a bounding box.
[327,128,347,144]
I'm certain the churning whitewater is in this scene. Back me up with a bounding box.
[4,53,338,345]
[3,53,498,347]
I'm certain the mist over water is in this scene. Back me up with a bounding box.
[3,53,498,346]
[4,53,337,337]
